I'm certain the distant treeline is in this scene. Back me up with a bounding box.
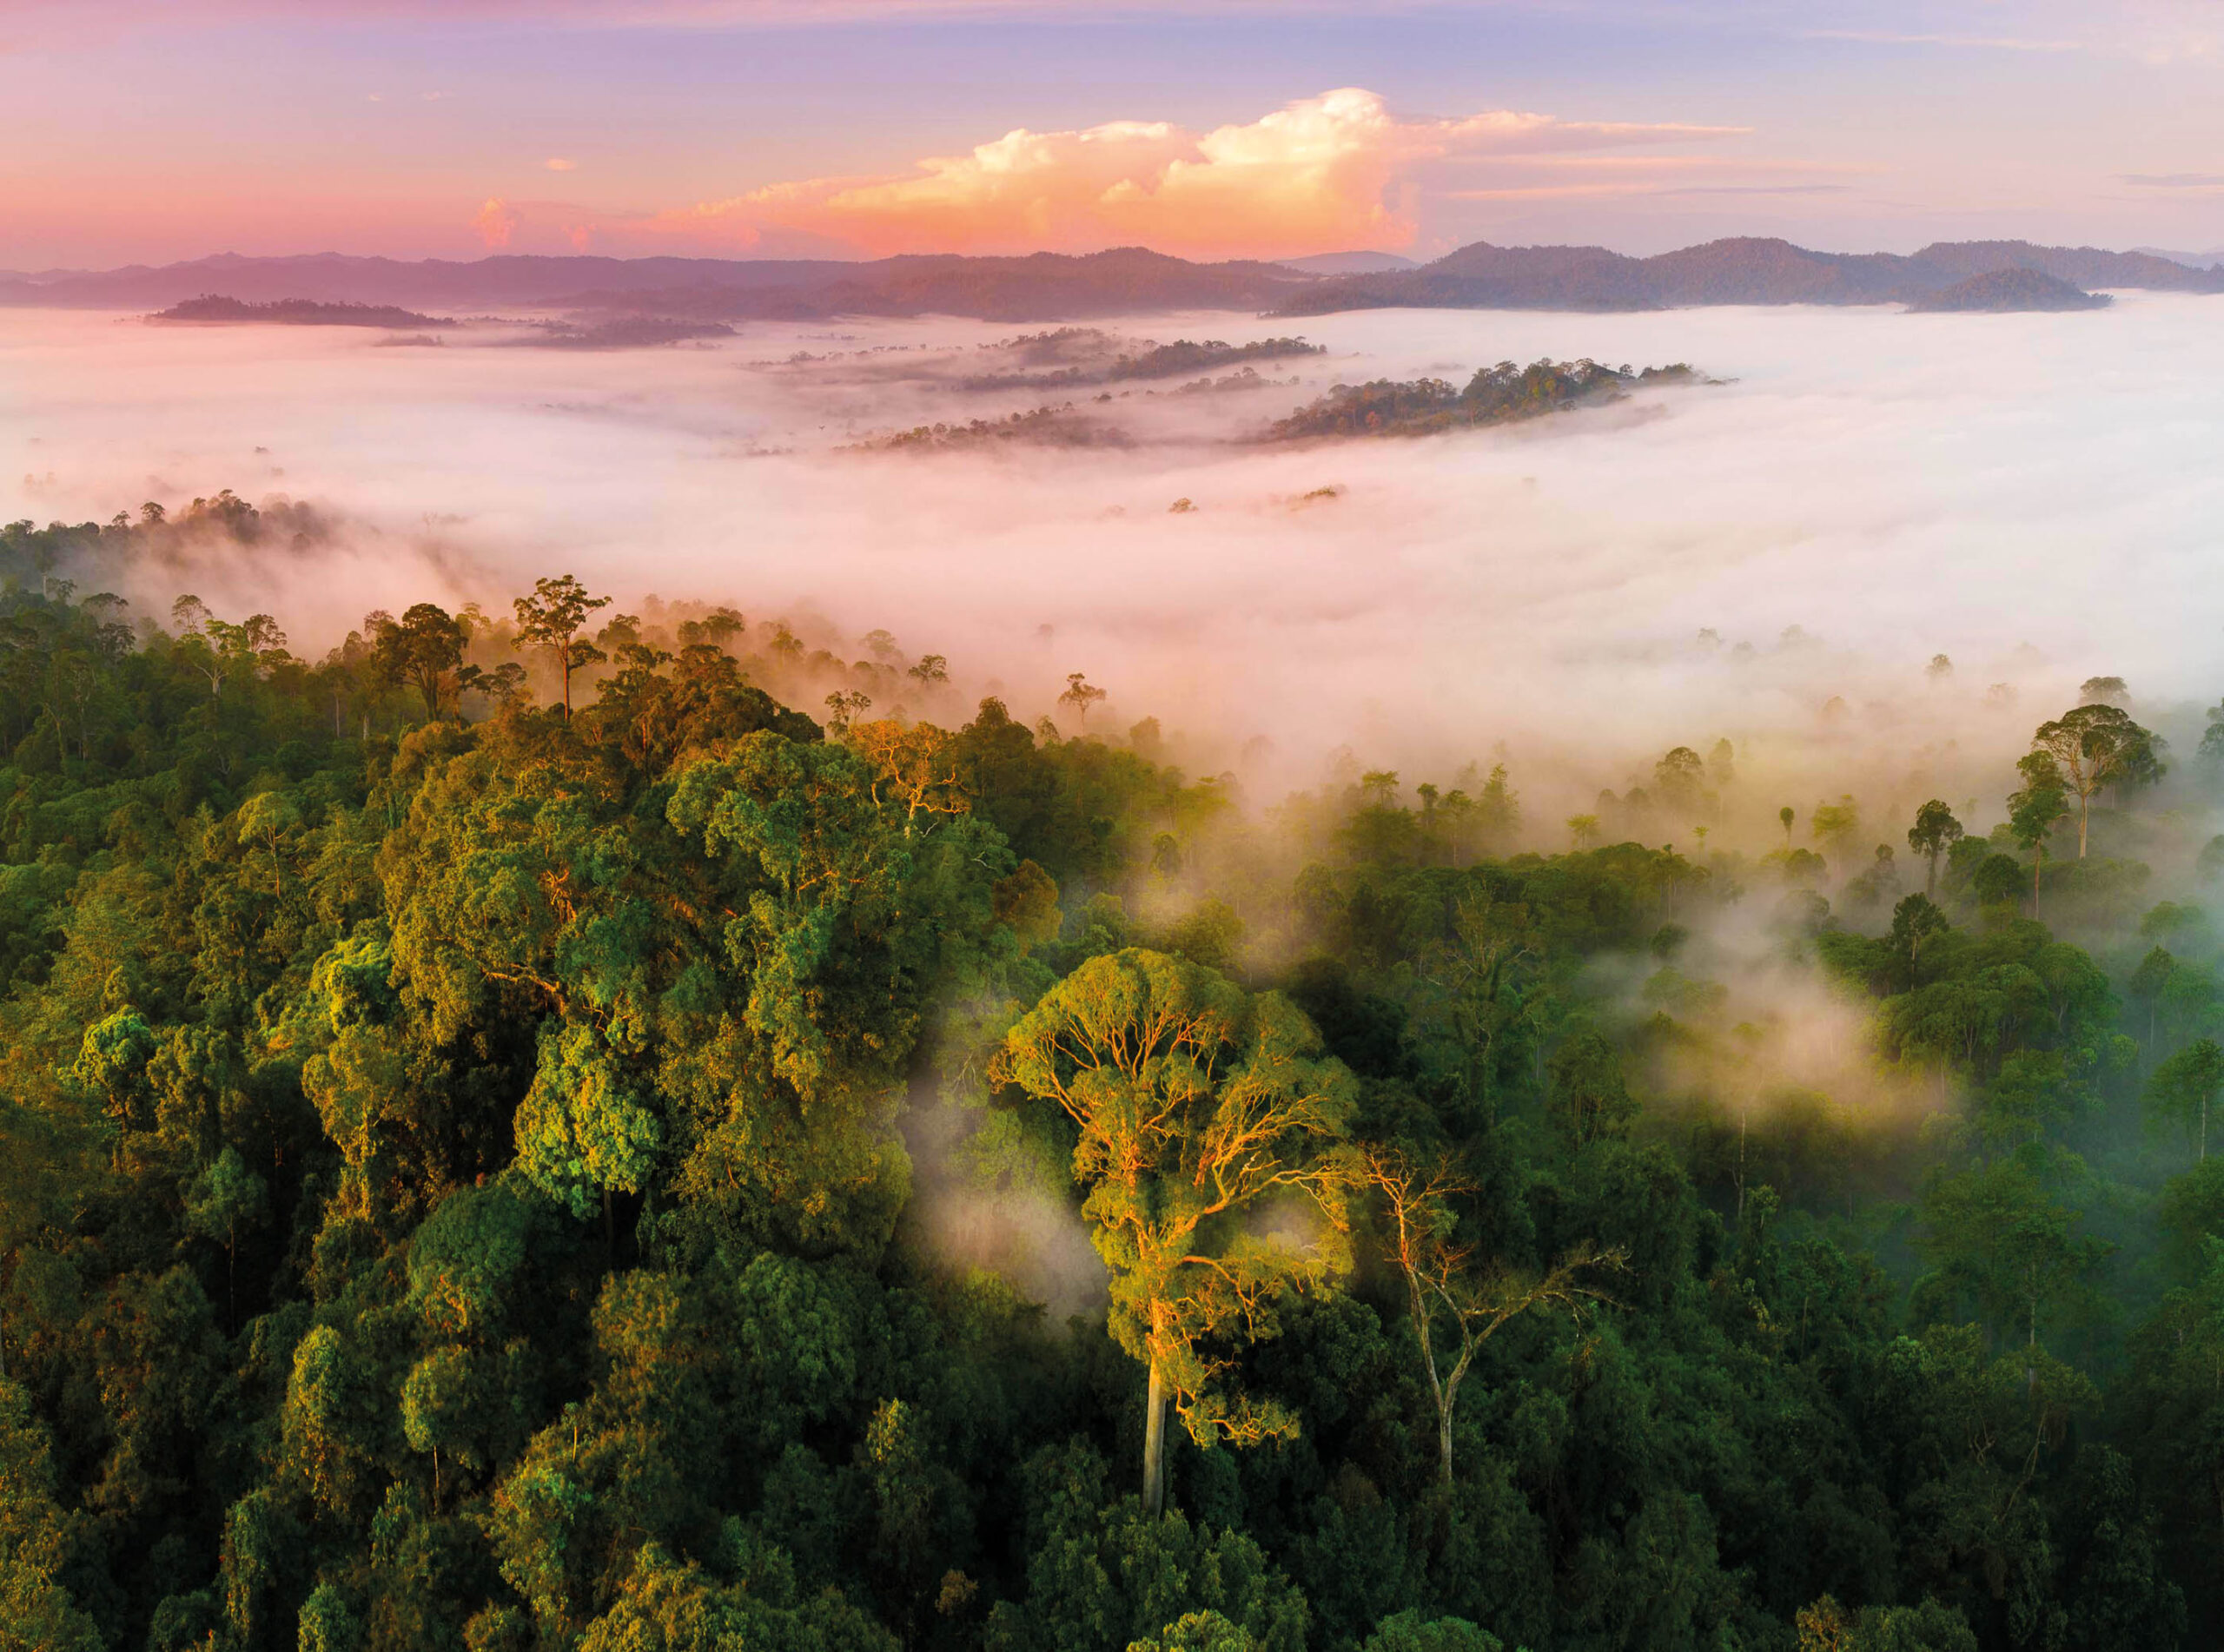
[960,335,1325,393]
[513,316,737,349]
[845,404,1129,453]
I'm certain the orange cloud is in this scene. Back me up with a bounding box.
[639,88,1746,259]
[472,195,522,248]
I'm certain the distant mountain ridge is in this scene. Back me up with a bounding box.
[2135,245,2224,270]
[1274,236,2221,314]
[0,247,1311,322]
[0,251,863,311]
[2,235,2213,320]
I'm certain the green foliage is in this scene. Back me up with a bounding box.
[1546,1030,1637,1149]
[370,602,472,723]
[3,567,2223,1651]
[0,1381,102,1652]
[296,1581,362,1652]
[2146,1037,2224,1160]
[1362,1611,1502,1652]
[1129,1609,1259,1652]
[515,1022,662,1219]
[1913,1155,2108,1347]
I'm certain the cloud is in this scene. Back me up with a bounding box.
[546,157,578,172]
[1438,150,1863,203]
[471,196,522,248]
[2120,172,2224,188]
[636,88,1747,259]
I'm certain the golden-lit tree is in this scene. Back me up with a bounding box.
[2029,704,2162,858]
[511,574,610,719]
[845,718,970,835]
[995,948,1356,1516]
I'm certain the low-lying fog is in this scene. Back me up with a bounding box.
[5,295,2221,840]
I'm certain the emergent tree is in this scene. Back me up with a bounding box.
[995,948,1356,1517]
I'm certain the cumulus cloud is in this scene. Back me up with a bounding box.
[471,195,522,248]
[639,88,1746,258]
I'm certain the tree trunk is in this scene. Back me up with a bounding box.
[1736,1107,1749,1226]
[2079,794,2089,858]
[1142,1355,1168,1517]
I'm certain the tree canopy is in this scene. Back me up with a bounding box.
[0,541,2213,1652]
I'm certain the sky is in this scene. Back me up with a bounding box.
[1,0,2221,268]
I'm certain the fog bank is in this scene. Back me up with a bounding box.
[4,296,2221,837]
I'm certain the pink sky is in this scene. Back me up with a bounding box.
[2,1,2221,267]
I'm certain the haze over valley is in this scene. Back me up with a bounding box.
[9,290,2217,803]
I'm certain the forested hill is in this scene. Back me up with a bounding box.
[6,235,2216,320]
[1908,269,2113,314]
[7,500,2224,1650]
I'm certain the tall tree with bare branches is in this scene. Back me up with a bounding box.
[2029,702,2162,858]
[1366,1146,1621,1485]
[511,574,610,719]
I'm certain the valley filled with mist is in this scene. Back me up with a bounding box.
[7,282,2224,1652]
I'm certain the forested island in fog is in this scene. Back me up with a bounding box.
[149,296,455,330]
